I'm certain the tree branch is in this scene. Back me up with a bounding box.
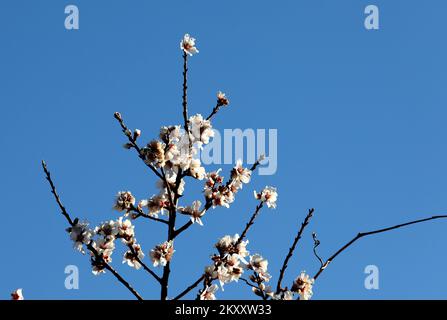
[113,112,163,180]
[312,214,447,281]
[42,160,144,300]
[276,208,315,293]
[236,202,264,246]
[173,274,205,300]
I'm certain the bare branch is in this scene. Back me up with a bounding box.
[42,160,144,300]
[182,52,191,148]
[236,202,264,246]
[313,214,447,281]
[173,274,205,300]
[129,204,169,224]
[276,208,315,293]
[312,232,324,268]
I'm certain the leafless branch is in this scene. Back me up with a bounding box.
[173,274,206,300]
[41,160,144,300]
[313,214,447,281]
[276,208,315,293]
[312,232,324,268]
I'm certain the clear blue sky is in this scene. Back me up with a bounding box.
[1,0,446,300]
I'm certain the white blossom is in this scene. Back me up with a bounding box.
[231,159,252,189]
[113,191,136,212]
[200,284,219,300]
[11,289,24,300]
[189,114,214,147]
[117,217,135,245]
[180,34,199,56]
[150,240,175,267]
[123,244,145,270]
[254,186,278,209]
[189,158,206,180]
[291,272,314,300]
[180,200,205,226]
[217,91,230,107]
[66,221,93,254]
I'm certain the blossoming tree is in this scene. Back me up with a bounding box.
[12,34,446,301]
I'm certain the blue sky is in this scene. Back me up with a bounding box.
[1,0,446,300]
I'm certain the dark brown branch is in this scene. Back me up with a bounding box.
[276,208,315,293]
[206,102,221,121]
[173,274,205,300]
[313,214,447,281]
[182,52,191,148]
[129,204,168,224]
[127,244,162,284]
[236,202,264,246]
[312,232,324,268]
[42,160,143,300]
[42,161,75,227]
[113,112,163,180]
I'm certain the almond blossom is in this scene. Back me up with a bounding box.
[66,220,93,254]
[254,186,278,209]
[200,284,219,300]
[180,34,199,56]
[216,91,230,107]
[123,243,145,270]
[113,191,136,212]
[150,240,175,267]
[291,272,314,300]
[180,200,205,226]
[231,159,252,189]
[11,289,24,300]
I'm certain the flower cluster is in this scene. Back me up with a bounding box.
[66,220,93,254]
[205,234,249,291]
[204,160,252,209]
[114,191,136,212]
[254,186,278,209]
[150,240,175,267]
[291,272,314,300]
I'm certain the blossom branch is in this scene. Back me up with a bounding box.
[113,112,163,180]
[312,214,447,281]
[129,204,168,224]
[127,244,162,284]
[41,160,144,300]
[276,208,315,293]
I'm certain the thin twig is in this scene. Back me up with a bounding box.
[113,112,163,180]
[127,244,162,284]
[206,102,221,121]
[42,160,144,300]
[236,202,264,246]
[313,214,447,281]
[312,232,324,268]
[182,52,191,148]
[173,274,205,300]
[276,208,315,293]
[129,204,169,224]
